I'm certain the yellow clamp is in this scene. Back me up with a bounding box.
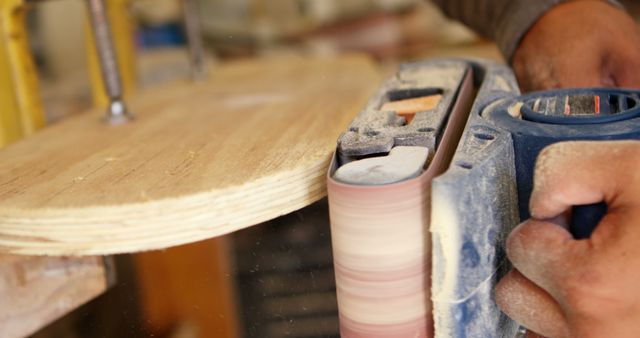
[0,0,136,147]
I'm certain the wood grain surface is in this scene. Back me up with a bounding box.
[0,255,108,338]
[0,55,380,255]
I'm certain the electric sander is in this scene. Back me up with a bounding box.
[327,59,640,337]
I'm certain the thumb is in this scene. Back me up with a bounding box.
[529,141,640,220]
[518,141,640,295]
[605,17,640,89]
[608,50,640,88]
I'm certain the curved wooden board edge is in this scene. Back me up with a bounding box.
[0,55,381,256]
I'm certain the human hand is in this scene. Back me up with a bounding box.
[495,141,640,338]
[512,0,640,92]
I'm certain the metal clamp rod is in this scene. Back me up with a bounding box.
[86,0,132,124]
[183,0,206,80]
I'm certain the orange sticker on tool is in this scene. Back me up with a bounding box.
[381,94,442,123]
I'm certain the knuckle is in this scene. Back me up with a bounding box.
[505,225,528,260]
[559,264,610,316]
[538,143,568,164]
[622,141,640,166]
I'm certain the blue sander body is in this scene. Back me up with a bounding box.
[328,58,640,337]
[433,61,640,337]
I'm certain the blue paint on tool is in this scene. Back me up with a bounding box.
[433,60,640,337]
[484,89,640,239]
[572,202,607,239]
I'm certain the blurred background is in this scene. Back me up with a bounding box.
[16,0,636,337]
[33,0,500,124]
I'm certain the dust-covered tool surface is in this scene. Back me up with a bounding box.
[432,72,640,337]
[0,55,380,256]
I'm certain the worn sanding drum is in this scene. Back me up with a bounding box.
[327,60,473,337]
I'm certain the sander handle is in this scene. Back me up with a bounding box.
[570,202,607,239]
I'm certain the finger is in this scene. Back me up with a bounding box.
[506,219,574,293]
[495,269,569,338]
[526,332,547,338]
[553,57,603,89]
[609,51,640,89]
[529,141,635,220]
[512,54,560,92]
[604,14,640,88]
[515,52,603,91]
[550,37,604,88]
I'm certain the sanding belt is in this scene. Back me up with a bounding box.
[327,60,475,337]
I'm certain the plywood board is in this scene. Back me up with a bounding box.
[0,55,380,255]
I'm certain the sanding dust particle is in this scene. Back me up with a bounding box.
[534,141,595,192]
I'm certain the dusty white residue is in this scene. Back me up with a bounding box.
[431,191,461,337]
[431,192,460,300]
[532,141,586,203]
[72,176,85,183]
[104,157,118,163]
[493,76,515,92]
[508,102,523,119]
[223,93,291,108]
[333,146,429,185]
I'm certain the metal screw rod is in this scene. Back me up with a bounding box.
[183,0,206,80]
[86,0,132,124]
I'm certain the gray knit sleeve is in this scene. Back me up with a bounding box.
[432,0,623,61]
